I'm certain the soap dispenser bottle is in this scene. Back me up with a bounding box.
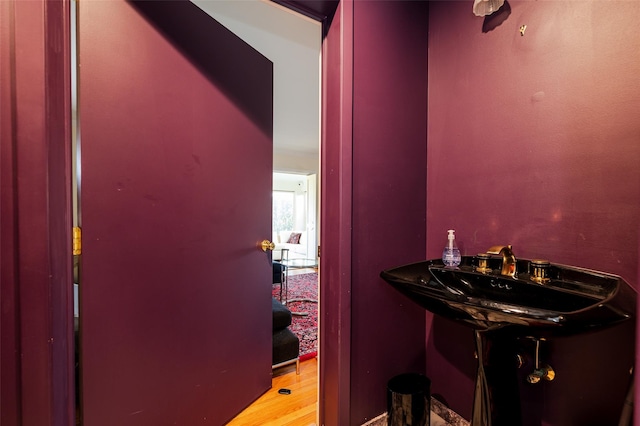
[442,229,461,267]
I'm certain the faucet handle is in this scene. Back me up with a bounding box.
[530,259,551,284]
[475,253,492,273]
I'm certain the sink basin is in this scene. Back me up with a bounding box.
[383,256,637,425]
[381,256,636,336]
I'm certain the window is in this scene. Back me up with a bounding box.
[273,191,295,233]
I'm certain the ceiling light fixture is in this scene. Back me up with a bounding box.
[473,0,505,16]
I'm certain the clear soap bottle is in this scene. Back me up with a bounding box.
[442,229,461,267]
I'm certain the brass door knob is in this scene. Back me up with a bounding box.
[260,240,276,252]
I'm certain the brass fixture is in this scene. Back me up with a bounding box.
[260,240,275,252]
[475,253,492,273]
[73,226,82,255]
[527,364,555,383]
[486,245,517,278]
[526,338,555,384]
[530,259,551,284]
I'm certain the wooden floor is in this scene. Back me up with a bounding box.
[227,358,318,426]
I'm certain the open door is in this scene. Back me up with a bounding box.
[77,2,273,424]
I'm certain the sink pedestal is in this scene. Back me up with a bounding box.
[472,330,522,426]
[472,330,491,426]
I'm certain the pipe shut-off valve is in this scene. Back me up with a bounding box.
[524,338,555,384]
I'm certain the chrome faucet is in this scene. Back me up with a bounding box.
[486,245,516,278]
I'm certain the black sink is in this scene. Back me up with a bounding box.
[381,256,636,336]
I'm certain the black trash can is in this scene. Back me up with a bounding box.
[387,373,431,426]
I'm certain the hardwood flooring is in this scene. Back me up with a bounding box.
[227,358,318,426]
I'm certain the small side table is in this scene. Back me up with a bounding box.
[272,261,287,302]
[279,248,289,262]
[280,258,318,316]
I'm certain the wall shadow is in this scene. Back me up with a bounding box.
[482,1,511,33]
[129,0,273,137]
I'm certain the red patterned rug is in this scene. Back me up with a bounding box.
[273,272,318,360]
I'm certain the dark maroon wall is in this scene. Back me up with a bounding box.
[321,1,429,424]
[426,1,640,424]
[351,1,429,423]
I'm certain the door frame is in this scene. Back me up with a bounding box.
[317,1,352,424]
[0,0,75,425]
[0,0,352,425]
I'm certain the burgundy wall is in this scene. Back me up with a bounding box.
[426,1,640,424]
[321,1,429,424]
[351,1,429,423]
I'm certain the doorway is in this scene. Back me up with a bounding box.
[194,2,322,422]
[71,1,321,424]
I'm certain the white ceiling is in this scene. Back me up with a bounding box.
[192,0,321,173]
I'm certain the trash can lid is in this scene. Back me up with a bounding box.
[388,373,430,395]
